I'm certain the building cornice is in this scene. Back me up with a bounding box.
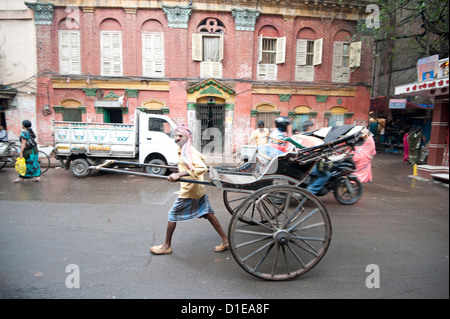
[44,0,370,21]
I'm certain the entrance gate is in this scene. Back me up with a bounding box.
[196,103,225,152]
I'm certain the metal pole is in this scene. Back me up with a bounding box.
[89,166,214,186]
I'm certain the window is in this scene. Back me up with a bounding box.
[332,41,361,83]
[293,114,310,132]
[142,32,164,77]
[261,38,277,64]
[148,117,173,137]
[328,107,347,126]
[255,103,277,129]
[63,108,82,122]
[295,38,322,82]
[101,31,123,76]
[59,30,81,75]
[193,34,224,78]
[257,35,286,80]
[192,18,225,78]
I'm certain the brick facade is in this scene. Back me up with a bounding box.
[30,0,373,155]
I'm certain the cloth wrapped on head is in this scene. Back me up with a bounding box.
[176,125,194,170]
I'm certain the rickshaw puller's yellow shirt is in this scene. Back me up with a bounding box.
[177,147,207,199]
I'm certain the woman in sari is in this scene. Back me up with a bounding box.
[12,120,41,183]
[352,129,377,183]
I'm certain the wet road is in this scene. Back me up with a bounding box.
[0,154,448,299]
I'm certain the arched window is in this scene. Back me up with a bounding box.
[192,18,225,78]
[59,98,83,122]
[140,100,166,114]
[58,18,81,75]
[257,26,286,81]
[295,28,322,82]
[292,106,311,131]
[254,103,277,129]
[328,107,347,126]
[332,30,361,83]
[142,19,165,77]
[100,19,123,76]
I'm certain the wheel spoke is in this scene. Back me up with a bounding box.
[254,242,275,272]
[289,238,319,257]
[283,197,307,228]
[282,246,290,276]
[228,195,248,204]
[287,208,320,232]
[235,235,272,249]
[234,229,273,237]
[270,245,280,277]
[291,235,326,242]
[229,185,331,280]
[286,243,306,268]
[241,240,274,262]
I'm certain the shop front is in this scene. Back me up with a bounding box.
[395,57,449,181]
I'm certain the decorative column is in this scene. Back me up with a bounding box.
[25,2,54,71]
[231,8,260,31]
[230,9,260,154]
[161,5,192,29]
[25,2,55,144]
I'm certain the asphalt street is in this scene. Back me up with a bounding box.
[0,153,448,299]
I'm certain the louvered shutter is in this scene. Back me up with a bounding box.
[332,41,350,83]
[59,30,80,74]
[142,32,164,77]
[101,31,122,76]
[295,66,314,82]
[219,34,224,62]
[333,42,343,68]
[296,39,307,66]
[258,64,277,80]
[349,41,362,68]
[313,38,323,66]
[200,62,222,78]
[276,36,286,64]
[192,34,203,61]
[257,35,263,63]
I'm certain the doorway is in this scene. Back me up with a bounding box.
[104,108,123,123]
[197,102,225,152]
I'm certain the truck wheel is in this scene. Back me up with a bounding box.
[145,159,167,176]
[70,158,90,178]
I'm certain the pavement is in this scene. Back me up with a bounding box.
[0,153,448,300]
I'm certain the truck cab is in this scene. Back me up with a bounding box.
[138,113,179,174]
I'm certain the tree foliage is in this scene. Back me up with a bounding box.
[360,0,449,57]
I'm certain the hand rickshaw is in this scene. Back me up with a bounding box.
[89,126,365,281]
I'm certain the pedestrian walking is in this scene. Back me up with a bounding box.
[150,125,229,255]
[11,120,41,183]
[403,128,412,163]
[407,127,427,164]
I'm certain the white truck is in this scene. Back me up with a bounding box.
[54,111,179,177]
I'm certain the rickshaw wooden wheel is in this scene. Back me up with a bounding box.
[228,185,332,281]
[223,179,298,224]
